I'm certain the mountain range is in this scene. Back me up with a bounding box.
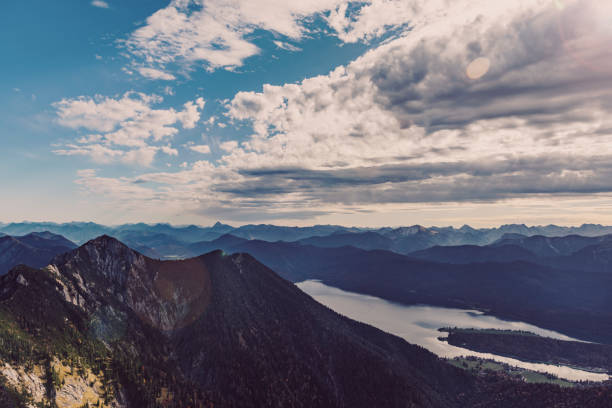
[4,221,612,252]
[2,236,611,407]
[412,233,612,273]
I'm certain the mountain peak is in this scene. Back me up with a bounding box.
[87,234,125,246]
[23,230,59,239]
[210,221,233,232]
[50,235,145,289]
[80,234,145,258]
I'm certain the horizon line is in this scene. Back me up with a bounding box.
[1,220,610,231]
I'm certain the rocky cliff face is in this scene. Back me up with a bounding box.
[0,358,126,408]
[50,235,212,332]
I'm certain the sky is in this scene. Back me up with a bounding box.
[1,0,612,227]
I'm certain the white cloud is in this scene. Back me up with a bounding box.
[54,144,159,167]
[125,0,418,74]
[53,92,205,166]
[137,67,177,81]
[177,97,205,129]
[54,144,124,164]
[122,146,160,166]
[326,1,413,43]
[160,145,179,156]
[273,41,302,52]
[220,140,238,152]
[189,144,211,154]
[54,92,160,133]
[91,0,109,9]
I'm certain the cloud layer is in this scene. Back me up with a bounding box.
[62,0,612,223]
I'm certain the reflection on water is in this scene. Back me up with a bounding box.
[297,280,610,383]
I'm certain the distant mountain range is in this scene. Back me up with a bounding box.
[412,233,612,273]
[2,236,610,407]
[3,221,612,253]
[0,231,76,275]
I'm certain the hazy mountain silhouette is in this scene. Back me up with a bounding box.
[0,231,76,275]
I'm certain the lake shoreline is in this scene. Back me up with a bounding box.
[297,280,610,383]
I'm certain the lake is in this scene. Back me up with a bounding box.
[297,280,610,382]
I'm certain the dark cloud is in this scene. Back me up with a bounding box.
[213,154,612,206]
[369,5,612,132]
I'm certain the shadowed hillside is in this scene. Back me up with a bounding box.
[0,232,76,275]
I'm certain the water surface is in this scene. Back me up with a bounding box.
[297,280,610,382]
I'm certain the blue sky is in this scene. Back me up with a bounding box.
[2,0,612,227]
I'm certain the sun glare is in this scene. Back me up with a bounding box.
[466,57,491,80]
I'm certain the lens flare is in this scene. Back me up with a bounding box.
[466,57,491,80]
